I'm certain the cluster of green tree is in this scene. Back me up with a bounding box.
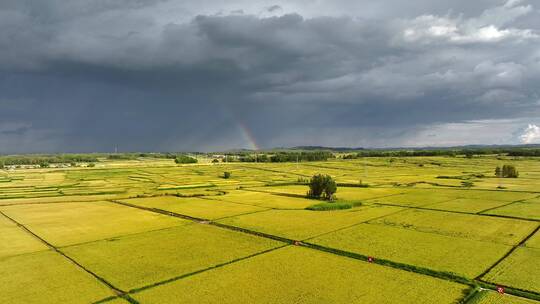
[130,153,177,159]
[174,155,198,164]
[108,152,204,160]
[343,150,476,158]
[343,147,540,158]
[495,165,519,178]
[506,149,540,156]
[229,151,334,163]
[307,174,337,200]
[0,154,98,168]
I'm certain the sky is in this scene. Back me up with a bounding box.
[1,0,539,153]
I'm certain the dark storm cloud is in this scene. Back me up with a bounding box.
[1,0,539,152]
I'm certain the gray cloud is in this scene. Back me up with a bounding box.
[0,0,539,152]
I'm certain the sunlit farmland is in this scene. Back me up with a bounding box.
[1,155,539,303]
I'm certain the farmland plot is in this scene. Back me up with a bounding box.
[211,190,317,209]
[484,199,540,221]
[483,247,540,293]
[218,205,404,240]
[310,223,511,278]
[0,251,113,304]
[367,209,537,245]
[0,201,186,246]
[133,246,468,304]
[119,196,267,220]
[1,156,539,303]
[63,223,282,291]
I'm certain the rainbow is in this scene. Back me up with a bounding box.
[237,121,260,151]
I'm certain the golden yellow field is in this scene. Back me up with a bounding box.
[1,155,539,303]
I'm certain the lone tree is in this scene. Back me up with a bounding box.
[307,174,337,200]
[495,165,519,178]
[222,171,231,179]
[503,165,519,178]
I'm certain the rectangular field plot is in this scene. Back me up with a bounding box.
[63,223,282,291]
[428,198,512,213]
[483,247,540,293]
[367,209,537,245]
[118,196,267,220]
[132,246,469,304]
[310,223,511,278]
[483,201,540,220]
[0,223,48,259]
[0,201,187,247]
[218,205,404,240]
[470,290,540,304]
[366,190,458,207]
[211,190,317,209]
[0,193,131,206]
[453,190,537,202]
[0,250,113,304]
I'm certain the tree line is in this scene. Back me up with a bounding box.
[229,151,334,163]
[0,154,98,168]
[343,148,540,158]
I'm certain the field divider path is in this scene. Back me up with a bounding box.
[107,199,540,301]
[460,287,482,304]
[0,211,141,304]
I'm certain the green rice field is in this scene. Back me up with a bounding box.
[1,155,539,303]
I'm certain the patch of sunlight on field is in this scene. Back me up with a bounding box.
[133,246,468,304]
[63,223,282,291]
[218,205,404,240]
[0,250,113,304]
[0,201,187,246]
[212,190,317,209]
[119,196,268,220]
[470,290,540,304]
[367,209,537,245]
[483,247,540,293]
[311,223,511,278]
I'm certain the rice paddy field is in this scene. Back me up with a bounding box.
[1,155,540,303]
